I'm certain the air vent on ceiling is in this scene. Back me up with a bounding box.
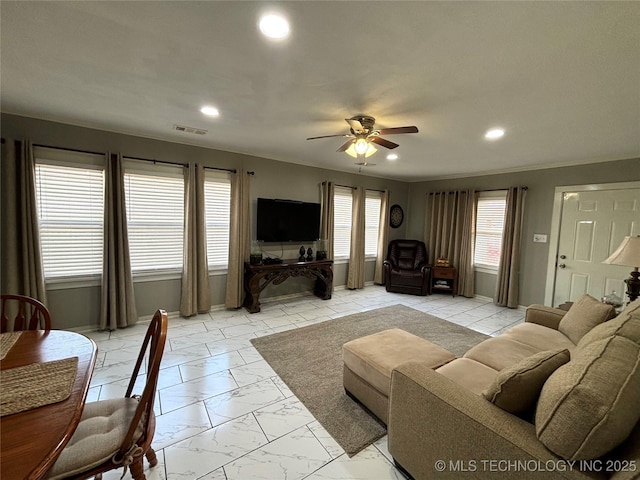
[173,124,208,135]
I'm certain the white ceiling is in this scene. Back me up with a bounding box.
[1,1,639,182]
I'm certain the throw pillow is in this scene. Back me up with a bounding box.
[535,335,640,461]
[558,294,616,344]
[482,348,570,417]
[577,302,640,350]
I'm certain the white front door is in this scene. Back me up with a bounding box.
[552,187,640,306]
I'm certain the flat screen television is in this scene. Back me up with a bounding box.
[257,198,321,242]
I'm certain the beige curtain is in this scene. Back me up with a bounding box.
[374,190,390,285]
[424,189,476,297]
[101,153,137,330]
[0,139,47,302]
[180,164,211,316]
[347,186,365,289]
[320,181,335,261]
[495,186,527,308]
[225,169,250,308]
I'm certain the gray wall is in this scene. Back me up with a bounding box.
[406,158,640,307]
[4,113,639,328]
[1,114,410,329]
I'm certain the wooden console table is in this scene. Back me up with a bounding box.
[243,259,334,313]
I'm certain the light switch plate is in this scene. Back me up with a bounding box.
[533,234,548,243]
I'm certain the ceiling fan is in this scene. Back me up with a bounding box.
[306,115,419,159]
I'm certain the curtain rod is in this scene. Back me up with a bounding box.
[203,165,236,174]
[322,181,385,193]
[201,166,255,175]
[1,139,106,157]
[427,186,528,195]
[124,155,186,167]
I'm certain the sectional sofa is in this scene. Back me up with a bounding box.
[388,295,640,479]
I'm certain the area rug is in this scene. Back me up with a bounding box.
[250,304,489,456]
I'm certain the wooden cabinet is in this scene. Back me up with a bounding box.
[431,266,457,297]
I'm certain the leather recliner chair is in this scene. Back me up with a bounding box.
[383,239,431,296]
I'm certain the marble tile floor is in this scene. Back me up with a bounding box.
[83,286,524,480]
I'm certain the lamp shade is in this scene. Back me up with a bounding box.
[603,236,640,268]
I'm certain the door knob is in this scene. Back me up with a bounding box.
[560,255,567,259]
[558,263,566,269]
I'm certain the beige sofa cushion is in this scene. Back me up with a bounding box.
[464,337,541,371]
[501,323,576,351]
[535,335,640,460]
[558,294,616,344]
[435,358,499,395]
[577,299,640,349]
[482,349,570,417]
[342,328,455,396]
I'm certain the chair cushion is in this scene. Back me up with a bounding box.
[535,335,640,460]
[501,323,576,351]
[482,349,570,418]
[435,358,499,395]
[576,298,640,349]
[463,337,542,371]
[557,294,616,344]
[46,397,142,480]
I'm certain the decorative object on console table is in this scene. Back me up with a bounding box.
[250,241,263,265]
[298,245,306,262]
[602,235,640,304]
[306,247,313,261]
[431,265,458,297]
[316,239,327,260]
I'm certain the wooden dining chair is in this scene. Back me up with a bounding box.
[1,294,52,333]
[46,310,168,480]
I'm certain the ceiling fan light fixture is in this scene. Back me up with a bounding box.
[364,144,377,158]
[354,138,369,155]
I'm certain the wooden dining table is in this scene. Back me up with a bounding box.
[0,330,97,480]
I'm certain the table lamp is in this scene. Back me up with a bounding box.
[603,235,640,304]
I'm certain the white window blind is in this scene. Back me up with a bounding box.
[474,192,507,270]
[365,191,382,257]
[204,171,231,268]
[34,150,105,279]
[124,161,184,273]
[333,186,353,259]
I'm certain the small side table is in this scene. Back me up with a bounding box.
[431,266,458,297]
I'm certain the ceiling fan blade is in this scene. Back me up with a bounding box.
[337,139,355,152]
[306,134,351,140]
[375,126,419,135]
[345,118,365,134]
[370,136,399,149]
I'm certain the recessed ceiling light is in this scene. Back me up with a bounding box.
[485,128,505,140]
[387,153,398,161]
[259,14,290,39]
[200,106,219,117]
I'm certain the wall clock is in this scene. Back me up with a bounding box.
[390,204,404,228]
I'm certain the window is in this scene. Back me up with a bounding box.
[333,186,353,259]
[124,161,184,274]
[204,171,231,268]
[364,191,382,257]
[474,191,507,270]
[34,148,105,280]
